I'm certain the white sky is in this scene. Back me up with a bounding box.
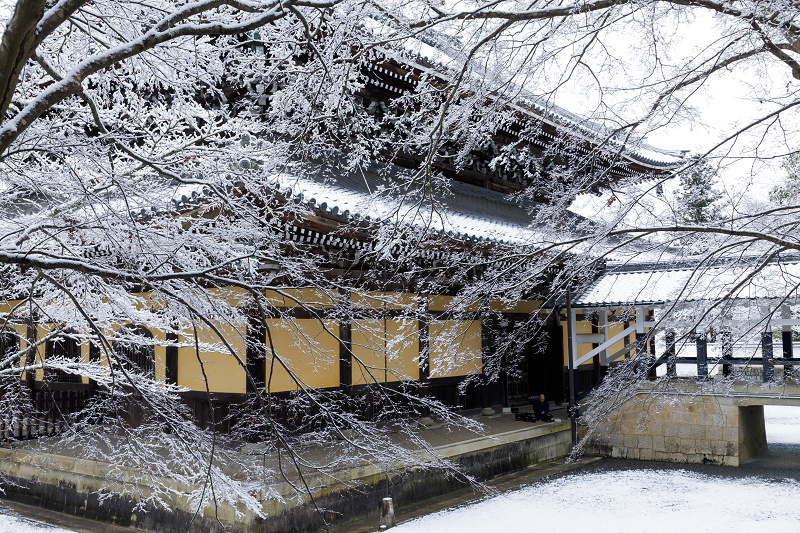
[549,7,799,202]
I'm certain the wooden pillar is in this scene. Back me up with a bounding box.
[762,332,774,383]
[598,309,609,379]
[634,307,647,378]
[245,311,266,394]
[721,329,733,377]
[591,314,601,385]
[338,291,353,391]
[696,331,708,381]
[665,330,677,377]
[566,291,578,448]
[417,296,431,418]
[647,309,657,380]
[783,305,793,381]
[165,330,179,385]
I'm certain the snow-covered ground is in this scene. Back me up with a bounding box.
[0,507,75,533]
[388,405,800,533]
[390,467,800,533]
[764,405,800,445]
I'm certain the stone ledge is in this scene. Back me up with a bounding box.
[0,424,572,532]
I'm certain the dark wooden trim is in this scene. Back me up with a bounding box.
[339,292,352,387]
[32,381,93,392]
[418,296,430,382]
[165,330,179,386]
[246,311,266,393]
[178,391,250,403]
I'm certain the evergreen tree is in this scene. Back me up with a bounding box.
[770,153,800,205]
[676,161,724,225]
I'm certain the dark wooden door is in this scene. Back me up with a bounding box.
[527,325,566,403]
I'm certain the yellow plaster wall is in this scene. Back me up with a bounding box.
[608,319,628,359]
[264,288,338,309]
[177,323,247,393]
[427,295,479,313]
[152,327,167,385]
[429,320,482,378]
[206,286,249,307]
[562,311,639,367]
[560,320,596,367]
[351,319,419,384]
[352,291,418,310]
[488,299,544,314]
[576,319,593,362]
[0,300,23,315]
[264,318,340,392]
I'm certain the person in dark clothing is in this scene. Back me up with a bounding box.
[533,394,553,422]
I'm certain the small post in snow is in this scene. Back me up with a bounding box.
[380,497,396,529]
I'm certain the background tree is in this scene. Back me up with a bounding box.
[676,161,724,225]
[770,152,800,205]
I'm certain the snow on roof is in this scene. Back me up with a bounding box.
[575,261,800,307]
[120,161,568,246]
[267,162,566,246]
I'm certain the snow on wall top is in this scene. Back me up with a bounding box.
[575,261,800,307]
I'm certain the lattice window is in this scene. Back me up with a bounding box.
[45,331,82,383]
[113,325,155,377]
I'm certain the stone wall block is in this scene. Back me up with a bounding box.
[682,412,699,425]
[665,436,680,453]
[609,434,624,448]
[694,440,713,456]
[690,425,706,441]
[710,414,727,427]
[653,451,671,462]
[722,427,737,442]
[710,441,729,456]
[696,413,710,425]
[722,456,740,467]
[678,439,696,455]
[705,426,723,441]
[726,441,736,456]
[652,435,665,452]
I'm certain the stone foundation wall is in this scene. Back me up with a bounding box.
[586,385,774,466]
[0,422,570,533]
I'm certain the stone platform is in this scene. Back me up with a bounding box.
[0,412,571,532]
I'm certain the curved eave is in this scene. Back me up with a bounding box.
[372,52,684,175]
